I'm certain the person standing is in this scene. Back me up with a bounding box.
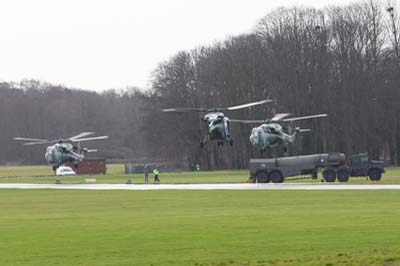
[153,167,160,183]
[144,165,149,184]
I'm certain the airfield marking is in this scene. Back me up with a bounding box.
[1,183,400,190]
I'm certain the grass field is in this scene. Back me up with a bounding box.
[0,164,399,184]
[0,164,249,184]
[0,189,399,266]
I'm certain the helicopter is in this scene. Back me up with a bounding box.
[231,113,327,152]
[13,132,108,171]
[162,100,271,147]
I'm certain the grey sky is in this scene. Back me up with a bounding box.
[0,0,353,91]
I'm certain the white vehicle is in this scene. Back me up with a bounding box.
[56,166,76,176]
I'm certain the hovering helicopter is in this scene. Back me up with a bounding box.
[13,132,108,171]
[231,113,327,152]
[162,100,271,147]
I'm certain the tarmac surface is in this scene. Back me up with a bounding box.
[1,183,400,190]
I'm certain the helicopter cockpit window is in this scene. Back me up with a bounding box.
[265,126,273,133]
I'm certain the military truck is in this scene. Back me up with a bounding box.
[250,153,385,183]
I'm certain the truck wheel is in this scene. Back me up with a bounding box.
[369,169,382,181]
[323,170,336,182]
[256,171,270,183]
[337,170,349,182]
[270,171,284,183]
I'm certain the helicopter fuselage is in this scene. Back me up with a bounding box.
[250,123,297,151]
[45,143,84,168]
[202,112,233,146]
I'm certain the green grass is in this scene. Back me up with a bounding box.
[0,190,399,265]
[0,164,249,184]
[1,164,399,184]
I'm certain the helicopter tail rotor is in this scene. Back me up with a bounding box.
[288,127,311,143]
[79,144,97,155]
[290,126,311,133]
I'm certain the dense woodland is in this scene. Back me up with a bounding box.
[0,1,399,169]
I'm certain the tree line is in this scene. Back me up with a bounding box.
[0,0,399,169]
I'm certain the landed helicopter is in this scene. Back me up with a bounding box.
[13,132,108,171]
[231,113,327,152]
[162,100,271,147]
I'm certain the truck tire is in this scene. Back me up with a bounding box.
[323,170,336,182]
[256,171,270,183]
[270,171,284,183]
[369,169,382,181]
[337,169,349,182]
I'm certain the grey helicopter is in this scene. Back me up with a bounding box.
[231,113,327,152]
[162,100,271,148]
[13,132,108,171]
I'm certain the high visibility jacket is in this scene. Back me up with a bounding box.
[153,169,159,175]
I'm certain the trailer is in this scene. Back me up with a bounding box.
[66,159,107,175]
[249,153,384,183]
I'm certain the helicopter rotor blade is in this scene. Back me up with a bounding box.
[13,137,49,142]
[271,113,292,122]
[225,99,272,111]
[69,132,95,140]
[70,136,108,142]
[283,113,328,122]
[299,129,311,132]
[230,119,266,124]
[161,108,206,113]
[86,149,98,153]
[23,141,51,146]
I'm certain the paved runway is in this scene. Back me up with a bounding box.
[1,183,400,190]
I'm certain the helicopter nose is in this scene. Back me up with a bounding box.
[45,147,53,163]
[250,129,258,145]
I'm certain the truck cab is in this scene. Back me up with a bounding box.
[349,153,385,181]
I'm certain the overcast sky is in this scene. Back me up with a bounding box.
[0,0,353,91]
